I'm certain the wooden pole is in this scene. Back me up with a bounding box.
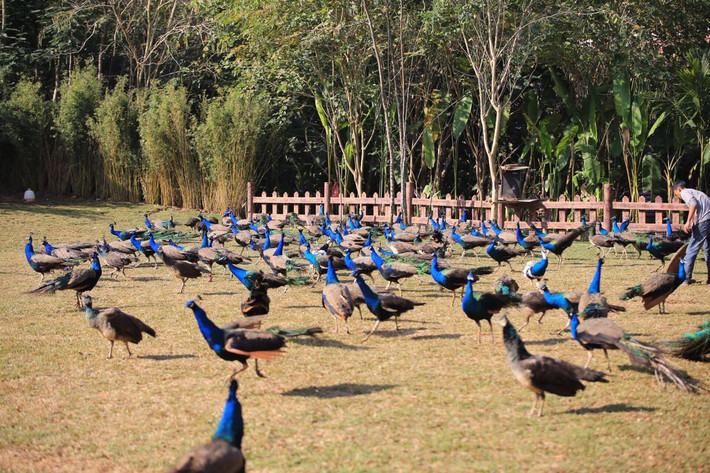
[246,181,254,220]
[603,183,612,231]
[324,182,331,216]
[405,181,414,225]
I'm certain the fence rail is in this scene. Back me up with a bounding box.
[247,182,689,233]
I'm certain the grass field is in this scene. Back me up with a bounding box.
[1,197,709,472]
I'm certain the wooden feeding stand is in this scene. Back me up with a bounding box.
[496,164,542,224]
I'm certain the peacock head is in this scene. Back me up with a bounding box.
[494,313,509,327]
[185,300,197,309]
[467,273,476,282]
[82,294,93,306]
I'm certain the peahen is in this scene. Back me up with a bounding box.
[168,380,245,473]
[322,258,357,333]
[430,253,494,306]
[97,243,138,278]
[354,274,424,342]
[462,273,521,343]
[369,246,419,296]
[538,223,592,268]
[518,290,557,331]
[25,235,76,282]
[83,295,155,359]
[29,252,102,307]
[496,314,608,416]
[569,313,700,392]
[185,300,286,378]
[522,249,548,285]
[155,247,213,294]
[620,259,686,314]
[485,237,527,272]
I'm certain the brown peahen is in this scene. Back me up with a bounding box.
[496,314,608,416]
[156,247,213,294]
[83,295,155,359]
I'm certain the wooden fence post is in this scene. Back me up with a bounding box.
[246,181,254,219]
[405,181,414,225]
[496,201,504,226]
[324,182,331,215]
[603,184,612,231]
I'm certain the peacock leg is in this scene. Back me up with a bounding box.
[556,318,571,335]
[125,342,132,358]
[528,393,538,416]
[602,348,611,371]
[394,316,399,331]
[361,320,381,342]
[459,249,466,260]
[332,315,339,333]
[537,311,546,324]
[493,262,501,273]
[344,318,350,335]
[179,278,187,294]
[507,261,514,272]
[254,360,266,378]
[475,321,482,344]
[231,361,248,379]
[108,341,114,359]
[556,255,562,269]
[584,350,593,369]
[367,273,376,284]
[488,319,494,343]
[537,393,545,417]
[519,310,531,331]
[450,289,457,307]
[356,305,363,319]
[397,282,403,297]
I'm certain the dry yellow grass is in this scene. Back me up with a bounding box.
[1,198,709,472]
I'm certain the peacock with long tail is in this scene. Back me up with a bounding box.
[83,295,155,359]
[666,320,710,361]
[28,252,102,307]
[496,314,608,416]
[321,258,357,334]
[620,259,686,314]
[185,300,286,378]
[569,313,701,392]
[168,380,245,473]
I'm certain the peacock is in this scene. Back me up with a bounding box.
[620,259,686,314]
[108,222,145,241]
[321,258,357,334]
[518,290,557,331]
[83,295,155,359]
[224,260,300,292]
[569,313,700,392]
[168,380,245,473]
[462,273,521,343]
[577,259,623,320]
[155,247,213,294]
[344,250,377,282]
[354,274,424,342]
[646,236,684,271]
[449,227,491,260]
[515,222,539,254]
[24,235,76,282]
[185,300,286,378]
[522,249,548,285]
[430,253,494,306]
[537,223,592,268]
[666,320,710,361]
[369,246,419,295]
[41,237,93,262]
[97,242,138,278]
[485,237,527,272]
[487,220,517,245]
[129,234,158,267]
[29,252,102,307]
[496,314,608,416]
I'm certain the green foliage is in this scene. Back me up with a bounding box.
[195,88,274,213]
[89,77,142,202]
[0,80,53,191]
[139,82,200,208]
[54,64,103,197]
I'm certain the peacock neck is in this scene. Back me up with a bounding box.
[355,276,379,308]
[502,323,531,362]
[214,383,243,448]
[588,259,603,293]
[24,241,34,262]
[189,304,225,351]
[325,259,339,284]
[369,248,384,269]
[90,255,102,274]
[84,304,100,325]
[570,314,580,341]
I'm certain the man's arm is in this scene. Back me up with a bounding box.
[685,205,697,233]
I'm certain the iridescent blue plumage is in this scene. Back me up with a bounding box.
[588,259,603,293]
[213,380,244,450]
[462,273,521,343]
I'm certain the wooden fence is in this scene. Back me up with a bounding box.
[246,182,689,232]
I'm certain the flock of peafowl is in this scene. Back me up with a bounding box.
[21,205,710,470]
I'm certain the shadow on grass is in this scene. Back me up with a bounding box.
[138,354,198,361]
[564,403,657,415]
[282,383,397,398]
[687,311,710,316]
[368,328,423,338]
[130,276,163,282]
[288,338,372,351]
[411,333,463,341]
[284,305,321,309]
[523,338,568,346]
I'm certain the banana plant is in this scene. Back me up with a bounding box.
[527,117,578,199]
[613,70,667,200]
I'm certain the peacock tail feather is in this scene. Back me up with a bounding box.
[620,286,643,300]
[667,321,710,361]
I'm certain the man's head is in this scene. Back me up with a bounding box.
[672,180,687,199]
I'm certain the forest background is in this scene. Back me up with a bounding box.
[1,0,709,219]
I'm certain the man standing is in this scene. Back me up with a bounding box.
[673,181,710,284]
